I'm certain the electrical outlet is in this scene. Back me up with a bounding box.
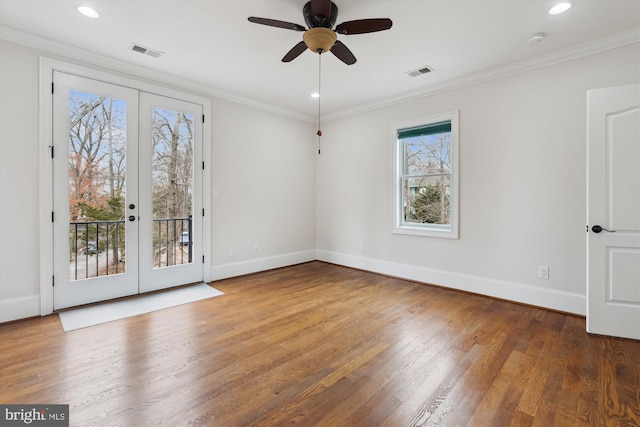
[229,247,235,257]
[538,265,549,279]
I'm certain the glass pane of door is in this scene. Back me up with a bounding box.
[67,90,128,280]
[151,107,195,269]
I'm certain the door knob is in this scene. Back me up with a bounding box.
[129,204,135,209]
[128,215,136,222]
[591,225,615,233]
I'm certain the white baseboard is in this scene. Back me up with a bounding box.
[210,250,316,281]
[0,295,40,322]
[315,249,586,316]
[1,249,585,323]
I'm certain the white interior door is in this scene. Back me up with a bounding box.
[52,73,204,309]
[587,83,640,340]
[53,72,139,309]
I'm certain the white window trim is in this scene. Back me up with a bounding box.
[391,110,459,239]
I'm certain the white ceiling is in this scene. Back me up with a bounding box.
[1,1,638,120]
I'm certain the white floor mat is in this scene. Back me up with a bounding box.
[58,283,223,332]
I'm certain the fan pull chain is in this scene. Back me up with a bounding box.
[316,49,322,155]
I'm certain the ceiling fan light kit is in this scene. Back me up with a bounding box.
[303,27,337,53]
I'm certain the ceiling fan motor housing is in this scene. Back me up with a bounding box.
[303,1,338,28]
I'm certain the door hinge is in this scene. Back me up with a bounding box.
[52,275,55,287]
[586,225,589,232]
[202,255,205,263]
[51,82,54,94]
[49,145,55,158]
[202,161,205,170]
[202,208,205,216]
[51,211,54,222]
[202,114,205,123]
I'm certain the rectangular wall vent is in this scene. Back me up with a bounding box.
[406,66,434,77]
[130,43,164,58]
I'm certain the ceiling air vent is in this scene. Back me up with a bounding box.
[130,43,164,58]
[406,66,434,77]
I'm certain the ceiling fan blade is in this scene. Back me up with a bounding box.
[335,18,393,35]
[330,40,356,65]
[282,41,308,62]
[248,17,305,32]
[310,0,332,19]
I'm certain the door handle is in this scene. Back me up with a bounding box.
[128,215,136,222]
[129,204,136,210]
[591,225,615,233]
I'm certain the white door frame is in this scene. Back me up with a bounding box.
[39,57,212,315]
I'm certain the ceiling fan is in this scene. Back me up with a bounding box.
[248,0,392,65]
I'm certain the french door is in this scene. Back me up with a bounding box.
[139,93,203,293]
[52,72,203,310]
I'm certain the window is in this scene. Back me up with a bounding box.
[392,111,459,238]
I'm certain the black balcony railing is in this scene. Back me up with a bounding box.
[69,216,192,281]
[69,220,126,281]
[153,216,193,268]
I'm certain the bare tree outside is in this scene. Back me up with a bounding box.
[151,108,194,268]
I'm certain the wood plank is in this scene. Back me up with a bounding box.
[1,261,639,426]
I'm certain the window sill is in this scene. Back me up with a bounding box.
[392,224,458,239]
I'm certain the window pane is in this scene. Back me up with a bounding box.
[68,90,127,280]
[151,108,194,269]
[403,132,451,176]
[403,175,451,226]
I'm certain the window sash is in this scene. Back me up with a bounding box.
[400,172,450,179]
[401,175,452,226]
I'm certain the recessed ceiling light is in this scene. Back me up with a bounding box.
[77,6,100,19]
[549,2,572,15]
[310,92,320,98]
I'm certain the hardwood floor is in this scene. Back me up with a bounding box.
[1,261,639,426]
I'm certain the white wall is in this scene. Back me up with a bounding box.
[0,40,42,321]
[0,39,317,322]
[1,36,637,322]
[210,98,317,279]
[315,44,639,315]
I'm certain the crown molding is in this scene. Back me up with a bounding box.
[2,25,637,124]
[323,28,640,122]
[0,25,315,123]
